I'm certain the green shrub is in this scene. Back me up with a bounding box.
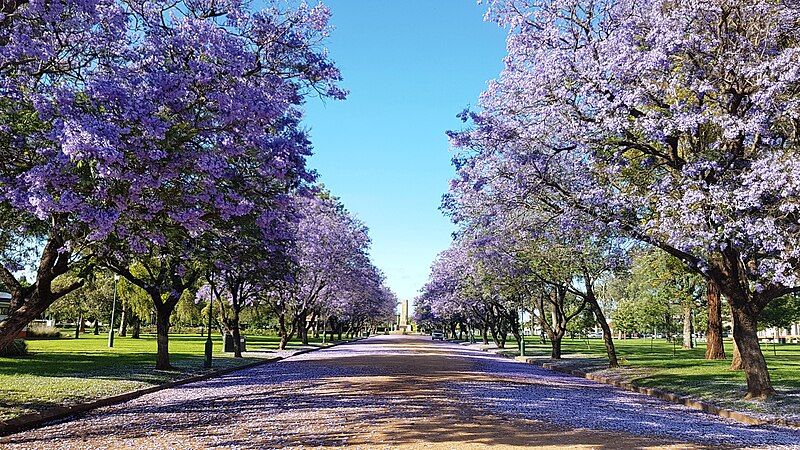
[0,339,28,357]
[26,325,62,339]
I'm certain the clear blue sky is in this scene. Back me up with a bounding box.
[302,0,508,303]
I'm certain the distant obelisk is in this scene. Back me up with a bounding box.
[399,299,410,332]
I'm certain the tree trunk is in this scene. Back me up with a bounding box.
[118,308,128,337]
[705,280,726,359]
[301,320,309,345]
[131,317,141,339]
[682,303,693,349]
[730,303,774,399]
[551,336,562,359]
[490,323,500,348]
[481,323,489,344]
[74,316,82,339]
[731,331,743,370]
[0,234,81,350]
[279,333,290,350]
[155,308,173,370]
[588,296,618,368]
[93,319,99,335]
[0,298,47,350]
[231,305,243,358]
[278,314,290,350]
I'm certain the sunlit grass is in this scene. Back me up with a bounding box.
[0,332,332,421]
[495,336,800,417]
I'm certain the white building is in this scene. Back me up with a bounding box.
[759,323,800,343]
[0,291,11,322]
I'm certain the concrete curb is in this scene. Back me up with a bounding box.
[0,337,364,437]
[535,358,800,429]
[514,356,795,428]
[452,339,800,429]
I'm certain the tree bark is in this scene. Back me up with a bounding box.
[731,333,743,370]
[0,234,82,350]
[587,296,618,368]
[730,302,774,399]
[74,316,82,339]
[131,317,141,339]
[727,299,743,369]
[0,297,47,349]
[118,308,127,336]
[155,308,173,370]
[278,313,296,350]
[682,303,693,349]
[705,280,726,359]
[551,336,562,358]
[302,316,310,345]
[231,305,242,358]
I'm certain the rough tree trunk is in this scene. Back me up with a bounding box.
[588,296,618,368]
[731,338,742,370]
[155,308,173,370]
[232,305,243,358]
[74,316,82,339]
[682,303,693,349]
[131,317,141,339]
[0,235,81,350]
[0,298,47,350]
[730,302,774,399]
[118,308,127,337]
[278,314,291,350]
[705,280,725,359]
[551,336,562,359]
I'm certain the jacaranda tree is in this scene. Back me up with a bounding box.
[0,0,345,368]
[451,0,800,398]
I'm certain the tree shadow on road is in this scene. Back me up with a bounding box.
[2,336,793,449]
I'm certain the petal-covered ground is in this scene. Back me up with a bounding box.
[2,335,799,449]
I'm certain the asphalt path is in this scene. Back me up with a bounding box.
[2,334,799,449]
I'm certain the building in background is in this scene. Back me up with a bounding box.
[0,291,10,322]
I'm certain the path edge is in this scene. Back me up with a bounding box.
[462,341,800,429]
[0,337,365,437]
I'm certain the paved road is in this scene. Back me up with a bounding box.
[2,335,800,449]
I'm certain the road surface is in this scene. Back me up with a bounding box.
[2,334,799,449]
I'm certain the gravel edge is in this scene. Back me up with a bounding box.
[0,337,364,437]
[456,340,800,429]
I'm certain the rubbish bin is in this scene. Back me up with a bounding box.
[224,333,247,352]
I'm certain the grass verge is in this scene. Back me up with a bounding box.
[0,333,337,421]
[477,336,800,420]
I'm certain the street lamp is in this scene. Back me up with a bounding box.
[204,280,214,368]
[519,306,526,358]
[108,274,120,348]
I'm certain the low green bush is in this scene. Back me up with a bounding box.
[26,325,62,339]
[0,339,28,357]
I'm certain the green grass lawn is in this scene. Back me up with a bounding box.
[0,332,336,421]
[491,336,800,417]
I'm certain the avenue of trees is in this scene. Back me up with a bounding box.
[0,0,396,368]
[416,0,800,399]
